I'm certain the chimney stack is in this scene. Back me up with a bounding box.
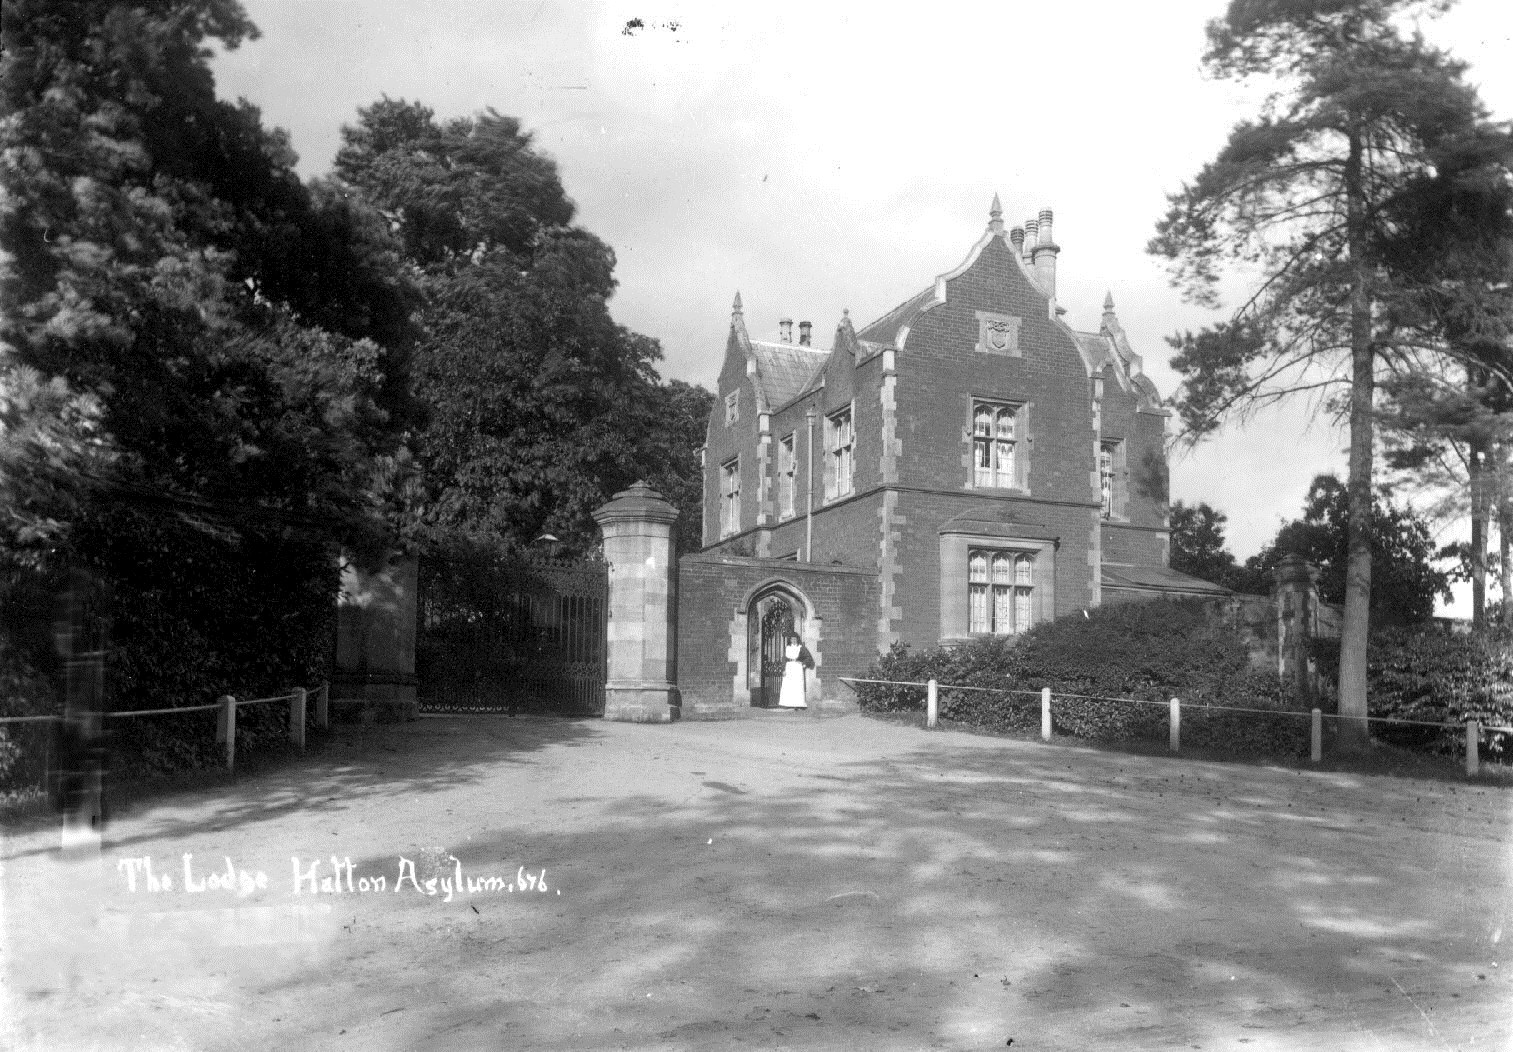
[779,318,793,344]
[1022,217,1039,261]
[799,320,812,347]
[1032,207,1060,300]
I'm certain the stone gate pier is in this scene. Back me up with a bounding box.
[593,482,680,722]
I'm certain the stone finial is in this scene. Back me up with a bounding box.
[732,290,743,316]
[1103,290,1115,314]
[988,193,1004,234]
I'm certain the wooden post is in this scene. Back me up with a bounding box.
[1466,720,1479,777]
[1041,687,1052,742]
[926,679,938,729]
[316,683,329,729]
[1310,708,1322,764]
[1169,697,1180,753]
[216,695,236,772]
[291,688,307,751]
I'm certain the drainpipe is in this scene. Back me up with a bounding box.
[805,406,817,562]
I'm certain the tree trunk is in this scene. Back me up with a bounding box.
[1467,376,1487,630]
[1337,128,1374,750]
[1500,479,1512,630]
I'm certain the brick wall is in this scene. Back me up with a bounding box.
[675,553,881,718]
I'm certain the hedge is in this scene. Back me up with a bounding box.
[857,598,1302,756]
[1317,627,1513,759]
[859,600,1513,763]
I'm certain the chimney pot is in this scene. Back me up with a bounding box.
[1009,226,1025,253]
[1023,218,1039,259]
[779,318,793,343]
[799,321,812,346]
[1038,208,1055,246]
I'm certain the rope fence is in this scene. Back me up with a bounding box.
[839,676,1513,777]
[0,683,331,774]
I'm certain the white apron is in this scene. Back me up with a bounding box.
[778,642,807,708]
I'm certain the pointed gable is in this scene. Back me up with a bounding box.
[748,340,828,409]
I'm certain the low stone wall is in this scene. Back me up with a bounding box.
[676,554,882,719]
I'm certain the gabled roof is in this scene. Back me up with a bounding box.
[748,340,828,410]
[856,286,936,347]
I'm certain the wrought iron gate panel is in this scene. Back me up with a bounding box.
[417,555,607,716]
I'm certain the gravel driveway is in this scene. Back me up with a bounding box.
[3,712,1510,1050]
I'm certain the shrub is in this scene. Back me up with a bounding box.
[858,598,1302,755]
[1360,627,1513,760]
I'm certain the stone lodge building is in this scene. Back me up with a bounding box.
[679,198,1226,714]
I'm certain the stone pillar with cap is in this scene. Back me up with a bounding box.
[1273,553,1321,707]
[592,481,680,722]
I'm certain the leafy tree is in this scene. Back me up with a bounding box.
[1,0,414,720]
[1169,500,1242,587]
[636,379,716,554]
[1380,367,1513,628]
[333,98,709,556]
[1148,0,1489,745]
[1240,475,1452,626]
[1374,125,1513,629]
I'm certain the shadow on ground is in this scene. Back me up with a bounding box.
[229,724,1511,1051]
[0,715,596,861]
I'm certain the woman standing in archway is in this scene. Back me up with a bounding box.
[778,633,810,710]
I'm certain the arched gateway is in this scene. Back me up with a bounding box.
[745,582,808,708]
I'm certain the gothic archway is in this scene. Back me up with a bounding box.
[745,583,808,708]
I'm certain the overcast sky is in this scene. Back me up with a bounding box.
[212,1,1513,610]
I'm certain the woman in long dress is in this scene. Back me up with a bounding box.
[778,633,808,709]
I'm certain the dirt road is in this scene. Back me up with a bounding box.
[3,713,1510,1050]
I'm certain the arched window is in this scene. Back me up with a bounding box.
[968,548,1035,634]
[973,401,1019,488]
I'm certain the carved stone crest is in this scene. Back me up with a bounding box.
[975,311,1022,357]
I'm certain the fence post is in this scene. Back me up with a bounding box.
[926,679,938,729]
[1169,697,1180,753]
[1310,708,1322,764]
[1041,687,1052,742]
[316,683,329,729]
[1466,720,1479,777]
[291,688,307,751]
[216,696,237,772]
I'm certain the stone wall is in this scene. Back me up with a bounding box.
[675,553,881,718]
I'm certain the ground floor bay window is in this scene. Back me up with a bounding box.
[938,527,1056,643]
[968,549,1034,635]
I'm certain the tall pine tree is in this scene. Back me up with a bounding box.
[1149,0,1490,744]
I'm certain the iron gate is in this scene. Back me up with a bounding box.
[417,555,607,716]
